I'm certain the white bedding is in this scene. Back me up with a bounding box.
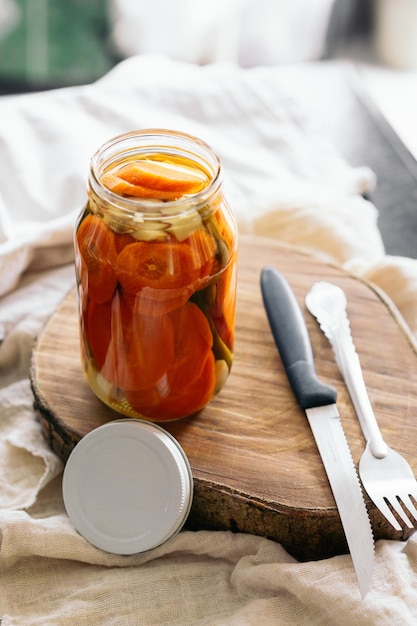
[1,54,417,625]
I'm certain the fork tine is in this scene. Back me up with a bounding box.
[372,498,402,531]
[400,494,417,524]
[387,497,414,529]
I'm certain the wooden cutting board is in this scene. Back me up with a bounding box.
[31,234,417,560]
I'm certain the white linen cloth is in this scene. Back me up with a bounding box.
[1,54,417,624]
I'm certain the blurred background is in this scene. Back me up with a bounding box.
[0,0,416,94]
[0,0,416,258]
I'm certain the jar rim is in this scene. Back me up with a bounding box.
[89,128,223,217]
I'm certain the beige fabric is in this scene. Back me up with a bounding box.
[245,180,384,266]
[2,487,417,625]
[358,256,417,339]
[1,56,417,624]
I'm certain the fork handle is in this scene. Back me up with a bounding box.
[333,332,388,459]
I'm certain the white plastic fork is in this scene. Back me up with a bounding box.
[306,281,417,532]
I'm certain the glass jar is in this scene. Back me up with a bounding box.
[74,129,238,421]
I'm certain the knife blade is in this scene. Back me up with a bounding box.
[260,266,374,599]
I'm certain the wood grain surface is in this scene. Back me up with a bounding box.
[31,235,417,560]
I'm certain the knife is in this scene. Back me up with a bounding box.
[260,266,374,599]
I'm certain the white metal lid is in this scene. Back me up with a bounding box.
[62,419,193,555]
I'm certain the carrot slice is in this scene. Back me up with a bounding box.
[131,286,191,316]
[116,240,200,295]
[167,302,212,387]
[82,297,112,369]
[114,232,137,253]
[184,228,219,280]
[124,302,214,420]
[116,159,207,194]
[209,259,237,351]
[124,378,169,414]
[126,351,216,421]
[101,174,184,200]
[100,291,175,391]
[161,351,216,420]
[214,206,235,251]
[76,214,118,304]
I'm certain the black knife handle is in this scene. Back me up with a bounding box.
[260,266,337,410]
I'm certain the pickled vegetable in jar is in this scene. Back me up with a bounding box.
[74,129,238,421]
